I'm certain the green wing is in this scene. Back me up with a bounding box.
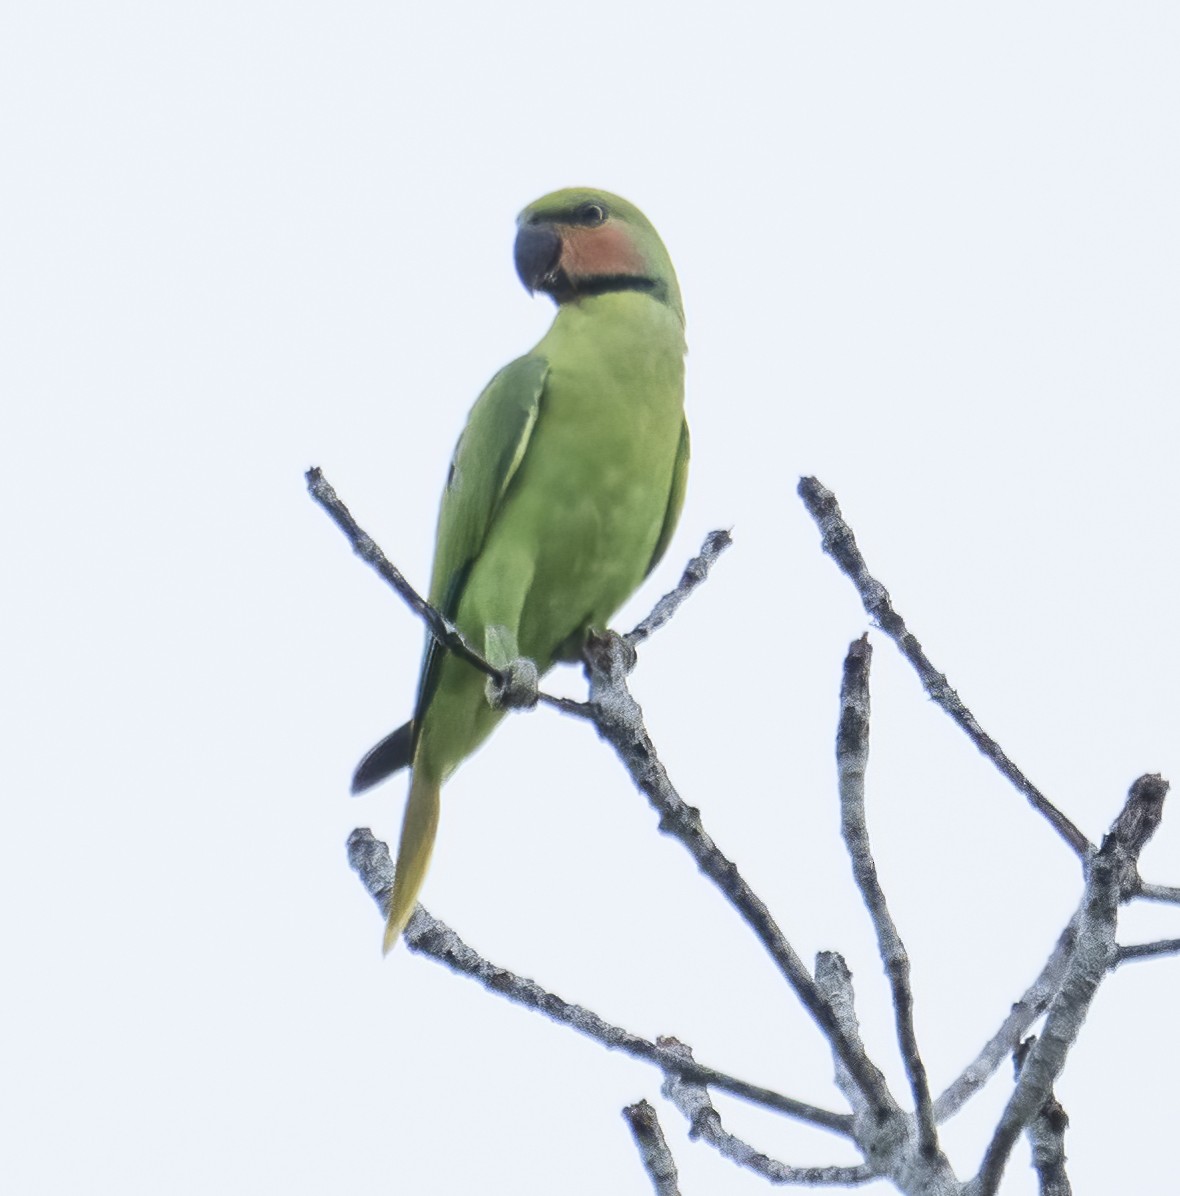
[350,355,547,793]
[413,354,549,728]
[645,417,690,577]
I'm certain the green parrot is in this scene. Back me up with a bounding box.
[353,188,689,951]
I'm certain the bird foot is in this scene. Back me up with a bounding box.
[486,656,540,711]
[582,629,638,678]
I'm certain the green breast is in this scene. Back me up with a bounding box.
[417,289,686,782]
[495,291,686,657]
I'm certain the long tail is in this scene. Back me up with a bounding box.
[383,770,441,953]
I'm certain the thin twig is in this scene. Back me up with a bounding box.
[533,527,732,716]
[1136,882,1180,905]
[658,1038,876,1187]
[311,465,729,715]
[933,914,1078,1123]
[797,476,1091,861]
[1112,938,1180,967]
[626,529,733,646]
[346,828,853,1136]
[536,693,593,717]
[577,630,897,1124]
[623,1100,681,1196]
[307,467,501,683]
[970,775,1169,1196]
[836,636,939,1158]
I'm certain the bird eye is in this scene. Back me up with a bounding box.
[575,202,607,226]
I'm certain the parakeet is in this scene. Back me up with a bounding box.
[353,188,689,952]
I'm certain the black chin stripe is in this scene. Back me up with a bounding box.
[572,274,659,298]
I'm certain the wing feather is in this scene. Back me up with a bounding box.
[644,417,690,578]
[413,355,549,729]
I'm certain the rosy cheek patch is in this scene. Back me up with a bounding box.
[561,224,647,279]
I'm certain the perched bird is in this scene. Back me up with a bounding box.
[354,188,689,951]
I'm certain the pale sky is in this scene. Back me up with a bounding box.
[5,3,1179,1193]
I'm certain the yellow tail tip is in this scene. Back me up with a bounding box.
[382,910,408,954]
[382,772,440,956]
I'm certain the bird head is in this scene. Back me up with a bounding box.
[514,188,682,323]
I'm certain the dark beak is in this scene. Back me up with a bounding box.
[514,222,563,295]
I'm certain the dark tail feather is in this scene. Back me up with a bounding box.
[351,721,413,794]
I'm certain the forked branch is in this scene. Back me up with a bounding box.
[798,476,1091,861]
[346,827,852,1136]
[970,774,1168,1196]
[316,468,1178,1194]
[836,636,939,1157]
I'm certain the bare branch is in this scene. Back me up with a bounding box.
[814,955,959,1194]
[1108,776,1169,850]
[626,529,733,646]
[814,953,890,1127]
[836,636,939,1158]
[536,692,594,717]
[311,468,729,722]
[933,914,1078,1123]
[797,476,1091,862]
[306,467,500,684]
[1112,938,1180,967]
[1027,1094,1071,1196]
[321,464,1180,1190]
[623,1100,681,1196]
[578,629,897,1124]
[971,775,1168,1196]
[659,1038,876,1187]
[535,529,730,718]
[1136,882,1180,905]
[1014,1039,1072,1196]
[346,828,853,1136]
[1108,774,1167,891]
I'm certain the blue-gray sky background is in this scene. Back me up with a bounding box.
[5,4,1178,1192]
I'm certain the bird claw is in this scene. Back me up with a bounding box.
[486,657,540,711]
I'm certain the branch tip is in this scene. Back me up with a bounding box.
[627,528,733,646]
[623,1100,680,1196]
